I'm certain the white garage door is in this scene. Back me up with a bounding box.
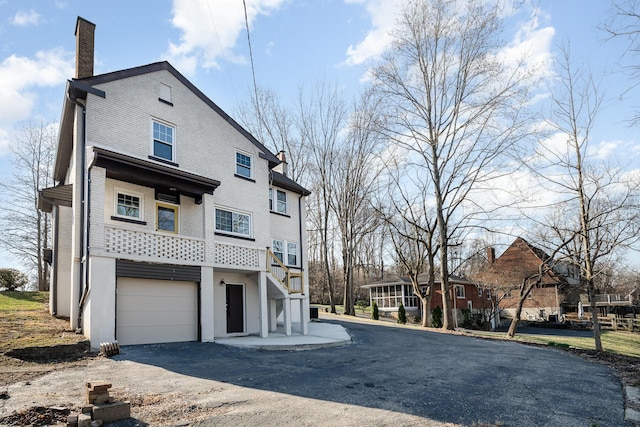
[116,278,198,345]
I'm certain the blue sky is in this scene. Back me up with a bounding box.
[0,0,638,271]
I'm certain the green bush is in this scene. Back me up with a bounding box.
[461,308,472,328]
[432,306,443,328]
[356,300,368,313]
[372,301,379,320]
[398,303,407,324]
[0,268,29,291]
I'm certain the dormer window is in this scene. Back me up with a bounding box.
[152,120,175,162]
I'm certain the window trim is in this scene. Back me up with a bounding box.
[113,188,144,221]
[215,207,253,238]
[455,285,465,299]
[156,201,179,234]
[235,150,253,180]
[151,119,176,163]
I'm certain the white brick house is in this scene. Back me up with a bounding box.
[38,17,311,349]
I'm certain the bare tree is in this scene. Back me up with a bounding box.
[0,122,56,290]
[331,92,386,315]
[369,0,534,329]
[235,86,308,183]
[298,82,347,313]
[533,49,640,351]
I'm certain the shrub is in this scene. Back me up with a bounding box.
[356,300,368,314]
[372,302,379,320]
[398,303,407,324]
[461,308,473,328]
[432,306,443,328]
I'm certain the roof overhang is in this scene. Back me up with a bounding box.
[38,184,73,213]
[90,147,220,203]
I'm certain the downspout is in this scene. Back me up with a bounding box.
[52,205,59,315]
[298,194,304,293]
[67,84,88,332]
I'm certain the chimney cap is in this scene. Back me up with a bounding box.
[75,16,96,35]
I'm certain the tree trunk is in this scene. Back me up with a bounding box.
[587,279,603,352]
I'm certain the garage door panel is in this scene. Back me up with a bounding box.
[117,295,196,312]
[117,278,198,345]
[116,325,195,346]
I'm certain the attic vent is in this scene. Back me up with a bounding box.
[159,83,172,105]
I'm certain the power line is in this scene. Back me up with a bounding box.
[242,0,260,106]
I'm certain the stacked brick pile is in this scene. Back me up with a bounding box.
[66,381,130,427]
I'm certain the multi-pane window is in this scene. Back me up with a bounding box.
[287,242,297,265]
[277,190,287,214]
[216,208,251,237]
[156,202,178,233]
[271,239,298,267]
[236,151,252,178]
[116,192,141,219]
[272,239,284,262]
[455,285,465,298]
[153,120,175,161]
[269,188,287,214]
[370,284,418,309]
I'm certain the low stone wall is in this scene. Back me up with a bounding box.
[5,340,91,362]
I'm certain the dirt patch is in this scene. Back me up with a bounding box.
[0,405,74,426]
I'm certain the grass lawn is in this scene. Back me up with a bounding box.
[492,330,640,358]
[0,291,84,353]
[316,303,640,359]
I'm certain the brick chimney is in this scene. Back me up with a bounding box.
[274,150,288,176]
[75,17,96,79]
[487,247,495,264]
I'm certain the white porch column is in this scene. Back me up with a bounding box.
[300,298,309,335]
[201,267,214,342]
[269,299,277,332]
[258,271,268,338]
[283,297,292,336]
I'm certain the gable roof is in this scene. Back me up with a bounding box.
[271,171,311,196]
[492,237,569,285]
[55,61,280,181]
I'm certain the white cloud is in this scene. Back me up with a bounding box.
[165,0,285,74]
[11,10,42,27]
[344,0,401,66]
[0,48,74,155]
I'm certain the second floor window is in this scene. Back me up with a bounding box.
[272,239,298,267]
[236,151,252,179]
[269,188,288,214]
[153,120,175,161]
[215,208,251,237]
[455,285,465,298]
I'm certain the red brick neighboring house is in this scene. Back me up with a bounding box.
[488,237,580,322]
[362,273,498,328]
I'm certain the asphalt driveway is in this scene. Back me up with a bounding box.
[2,319,626,426]
[119,319,623,426]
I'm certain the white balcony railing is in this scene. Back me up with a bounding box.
[104,226,267,270]
[213,241,265,269]
[593,294,633,305]
[105,226,205,263]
